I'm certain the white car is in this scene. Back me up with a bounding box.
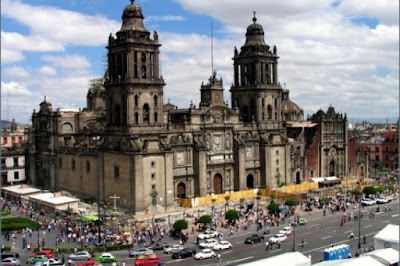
[163,244,184,254]
[279,226,293,235]
[69,251,91,260]
[198,230,219,240]
[2,257,21,266]
[34,258,63,266]
[213,240,232,250]
[376,197,391,204]
[194,249,216,260]
[199,238,219,248]
[361,198,376,206]
[269,233,287,243]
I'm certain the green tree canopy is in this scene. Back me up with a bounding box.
[267,202,280,214]
[352,189,362,196]
[321,197,330,204]
[173,219,188,232]
[225,209,239,222]
[198,215,212,225]
[388,184,396,192]
[376,186,385,193]
[285,199,298,206]
[363,186,377,195]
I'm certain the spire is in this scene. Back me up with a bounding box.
[253,11,257,23]
[130,0,134,3]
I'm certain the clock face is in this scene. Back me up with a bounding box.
[214,94,221,102]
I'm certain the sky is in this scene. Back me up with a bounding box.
[1,0,399,125]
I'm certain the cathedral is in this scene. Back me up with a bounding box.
[26,1,368,213]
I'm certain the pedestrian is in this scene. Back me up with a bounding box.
[217,253,221,263]
[363,235,366,244]
[350,232,354,240]
[229,229,233,237]
[301,239,305,247]
[265,241,269,250]
[277,241,281,249]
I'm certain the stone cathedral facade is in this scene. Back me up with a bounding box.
[26,2,368,213]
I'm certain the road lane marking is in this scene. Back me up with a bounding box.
[364,225,372,228]
[382,220,390,223]
[322,235,331,240]
[392,214,399,217]
[216,256,254,266]
[344,230,353,234]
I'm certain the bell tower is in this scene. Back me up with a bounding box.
[105,0,165,130]
[230,12,282,124]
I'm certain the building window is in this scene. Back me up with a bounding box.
[151,161,155,168]
[375,155,379,161]
[152,184,156,190]
[114,165,119,179]
[276,159,279,165]
[1,159,6,168]
[276,150,279,155]
[375,147,379,152]
[151,173,155,180]
[386,147,389,152]
[62,123,73,134]
[86,161,90,172]
[3,137,7,144]
[19,137,23,144]
[72,159,75,171]
[310,170,314,177]
[59,158,62,168]
[14,158,18,167]
[152,195,157,206]
[14,172,19,180]
[11,137,15,144]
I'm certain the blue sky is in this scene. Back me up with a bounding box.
[1,0,399,124]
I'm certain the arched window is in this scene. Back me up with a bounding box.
[62,123,73,134]
[135,112,139,124]
[261,98,265,108]
[134,95,139,107]
[267,105,272,119]
[154,95,158,107]
[141,65,146,79]
[143,104,150,123]
[262,112,265,121]
[154,112,158,122]
[274,98,277,107]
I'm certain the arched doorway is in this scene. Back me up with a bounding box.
[246,174,254,188]
[213,174,223,194]
[329,161,335,176]
[177,182,186,198]
[296,172,301,184]
[359,166,364,178]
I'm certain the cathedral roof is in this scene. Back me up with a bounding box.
[245,13,267,46]
[281,90,302,114]
[120,0,146,32]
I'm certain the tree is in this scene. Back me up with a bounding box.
[376,186,385,193]
[225,210,239,225]
[173,219,188,232]
[285,199,298,207]
[388,184,396,192]
[321,197,330,204]
[267,202,280,214]
[198,215,212,225]
[352,190,362,196]
[363,186,377,195]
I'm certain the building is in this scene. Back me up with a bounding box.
[26,1,367,214]
[1,119,28,185]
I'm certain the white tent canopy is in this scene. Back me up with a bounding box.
[241,252,310,266]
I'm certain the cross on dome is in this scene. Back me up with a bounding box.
[253,11,257,23]
[130,0,135,4]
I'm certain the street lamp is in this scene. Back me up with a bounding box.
[358,200,361,249]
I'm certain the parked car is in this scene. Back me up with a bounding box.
[171,248,197,259]
[129,247,153,257]
[213,240,232,250]
[148,242,167,250]
[27,255,48,264]
[244,234,264,244]
[69,251,91,260]
[29,250,55,259]
[35,258,64,266]
[269,233,288,243]
[194,249,216,260]
[1,257,21,266]
[298,218,307,225]
[361,198,376,206]
[134,254,162,266]
[94,253,116,263]
[163,244,184,254]
[1,252,20,260]
[197,230,219,240]
[376,197,391,204]
[199,238,219,249]
[76,259,103,266]
[279,226,293,235]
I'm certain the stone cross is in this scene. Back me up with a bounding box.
[109,194,120,211]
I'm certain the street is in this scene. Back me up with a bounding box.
[5,200,399,265]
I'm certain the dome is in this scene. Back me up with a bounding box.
[281,90,303,121]
[244,13,267,46]
[120,1,146,32]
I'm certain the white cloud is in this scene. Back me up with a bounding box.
[39,66,57,76]
[1,49,25,64]
[2,66,30,80]
[1,81,32,97]
[41,55,91,69]
[1,31,65,52]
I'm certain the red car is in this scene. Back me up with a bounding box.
[77,260,102,266]
[135,254,162,266]
[29,249,55,259]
